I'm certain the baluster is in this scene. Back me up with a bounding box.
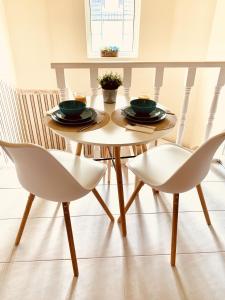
[204,67,225,141]
[154,67,164,102]
[55,67,72,152]
[176,67,196,145]
[123,67,132,99]
[90,68,99,97]
[55,68,70,101]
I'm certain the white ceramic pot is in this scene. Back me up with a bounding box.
[102,89,117,103]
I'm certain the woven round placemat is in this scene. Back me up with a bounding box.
[111,107,177,131]
[44,109,110,132]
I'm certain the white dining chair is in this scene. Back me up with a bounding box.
[120,131,225,266]
[0,140,114,277]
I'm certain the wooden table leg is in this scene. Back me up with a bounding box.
[134,146,143,187]
[132,145,137,156]
[114,146,127,237]
[75,143,82,156]
[141,144,148,153]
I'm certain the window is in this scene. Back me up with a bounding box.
[85,0,140,57]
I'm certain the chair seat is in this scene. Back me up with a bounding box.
[127,144,192,187]
[49,150,107,190]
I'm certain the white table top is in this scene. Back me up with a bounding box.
[45,95,176,147]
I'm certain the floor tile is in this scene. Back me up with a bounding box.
[0,253,225,300]
[1,159,225,300]
[0,185,120,219]
[204,161,225,182]
[2,180,224,222]
[124,253,225,300]
[0,167,21,189]
[0,211,225,263]
[0,259,124,300]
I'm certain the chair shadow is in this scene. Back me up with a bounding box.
[97,221,114,257]
[64,214,114,298]
[153,191,172,214]
[98,184,111,206]
[172,268,190,300]
[132,185,172,216]
[27,201,62,258]
[0,201,61,291]
[65,277,78,300]
[209,225,225,256]
[121,238,150,298]
[31,197,61,218]
[0,246,17,288]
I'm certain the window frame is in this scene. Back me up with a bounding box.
[84,0,141,58]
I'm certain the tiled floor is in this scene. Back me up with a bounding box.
[0,161,225,300]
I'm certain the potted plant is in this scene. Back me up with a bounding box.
[98,72,122,103]
[100,46,119,57]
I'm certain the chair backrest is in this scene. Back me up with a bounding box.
[0,140,87,202]
[160,131,225,193]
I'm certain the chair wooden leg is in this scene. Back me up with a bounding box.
[75,143,82,156]
[152,188,159,194]
[15,193,35,246]
[141,144,148,153]
[62,202,79,277]
[107,159,111,184]
[118,181,144,223]
[171,193,179,266]
[92,188,114,221]
[196,184,211,225]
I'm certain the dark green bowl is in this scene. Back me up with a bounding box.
[130,99,156,114]
[59,100,86,116]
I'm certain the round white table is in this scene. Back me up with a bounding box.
[45,95,177,236]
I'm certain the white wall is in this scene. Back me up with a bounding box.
[4,0,217,88]
[169,0,216,60]
[3,0,55,88]
[2,0,224,146]
[47,0,87,61]
[0,0,16,83]
[138,0,175,60]
[3,0,88,89]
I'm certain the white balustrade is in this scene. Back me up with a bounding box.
[154,67,164,102]
[204,67,225,141]
[123,67,132,99]
[51,61,225,145]
[90,68,99,97]
[176,67,196,145]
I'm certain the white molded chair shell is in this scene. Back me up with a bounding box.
[127,131,225,193]
[0,141,106,202]
[125,131,225,267]
[0,140,113,277]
